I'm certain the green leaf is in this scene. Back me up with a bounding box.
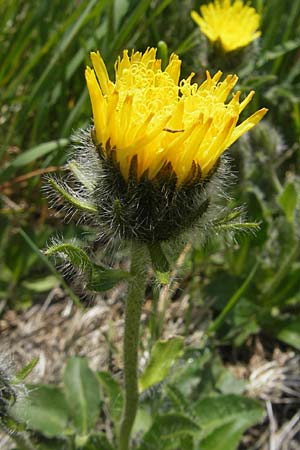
[267,262,300,306]
[139,337,184,392]
[137,414,199,450]
[48,178,97,213]
[45,242,130,292]
[179,434,194,450]
[45,242,94,275]
[110,0,152,51]
[12,385,69,438]
[14,139,69,166]
[26,0,100,105]
[113,0,130,31]
[21,275,59,292]
[18,229,81,307]
[208,263,259,334]
[277,181,298,223]
[63,357,101,434]
[194,394,264,450]
[257,38,300,67]
[215,368,246,395]
[155,270,171,285]
[274,318,300,350]
[132,406,153,437]
[194,394,264,428]
[217,222,260,233]
[97,371,123,424]
[67,160,96,192]
[199,421,252,450]
[88,267,131,292]
[34,440,69,450]
[82,433,115,450]
[165,384,190,412]
[13,357,39,383]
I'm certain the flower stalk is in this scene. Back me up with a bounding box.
[118,242,149,450]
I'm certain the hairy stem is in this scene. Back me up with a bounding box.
[118,243,148,450]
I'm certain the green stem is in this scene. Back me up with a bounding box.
[118,242,148,450]
[263,238,300,303]
[208,261,259,334]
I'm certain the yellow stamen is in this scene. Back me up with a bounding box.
[85,48,267,184]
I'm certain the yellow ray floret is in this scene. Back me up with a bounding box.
[191,0,261,53]
[85,48,267,184]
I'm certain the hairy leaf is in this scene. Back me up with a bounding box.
[63,357,101,434]
[139,337,184,392]
[12,385,69,438]
[138,414,199,450]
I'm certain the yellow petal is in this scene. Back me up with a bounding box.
[191,0,261,53]
[165,53,182,85]
[90,51,110,96]
[85,67,107,143]
[85,48,267,184]
[228,108,268,146]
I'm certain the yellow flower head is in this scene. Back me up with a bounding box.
[191,0,261,53]
[85,48,266,185]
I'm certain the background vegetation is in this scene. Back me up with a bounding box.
[1,0,300,449]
